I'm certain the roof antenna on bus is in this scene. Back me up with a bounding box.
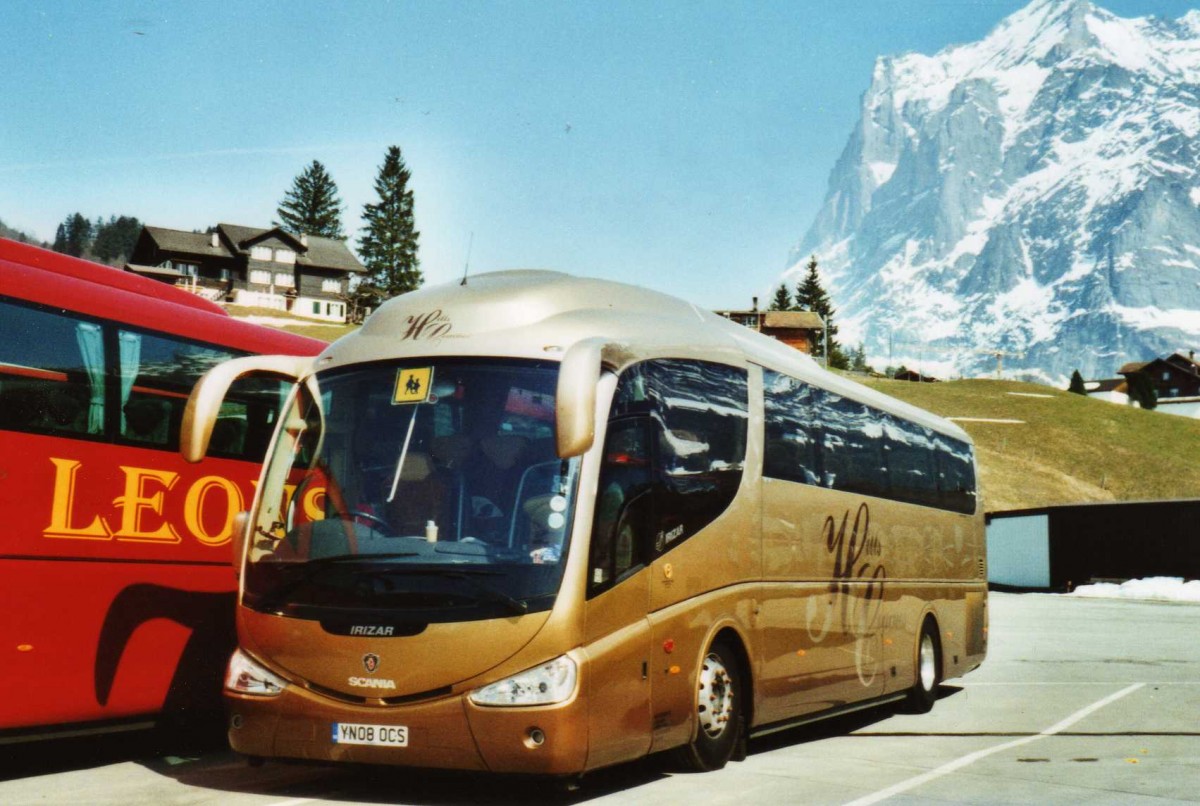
[461,232,474,286]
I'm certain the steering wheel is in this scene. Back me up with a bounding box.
[346,509,392,534]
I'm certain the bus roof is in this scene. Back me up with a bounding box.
[321,270,971,442]
[0,238,324,357]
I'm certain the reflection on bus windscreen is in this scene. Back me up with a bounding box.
[245,359,580,623]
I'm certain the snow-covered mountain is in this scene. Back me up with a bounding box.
[785,0,1200,382]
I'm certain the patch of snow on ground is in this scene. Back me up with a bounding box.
[1069,577,1200,603]
[243,315,345,328]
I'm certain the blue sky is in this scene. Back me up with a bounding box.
[2,0,1195,309]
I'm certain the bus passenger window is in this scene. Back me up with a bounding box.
[0,299,102,437]
[118,330,234,451]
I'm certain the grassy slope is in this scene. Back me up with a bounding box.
[226,305,359,342]
[858,377,1200,512]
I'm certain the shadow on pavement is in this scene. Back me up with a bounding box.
[127,693,965,804]
[0,723,226,783]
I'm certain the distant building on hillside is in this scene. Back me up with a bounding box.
[1087,350,1200,418]
[126,224,365,322]
[716,299,824,355]
[1082,376,1128,404]
[893,368,938,383]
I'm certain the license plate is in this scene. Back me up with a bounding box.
[331,722,409,747]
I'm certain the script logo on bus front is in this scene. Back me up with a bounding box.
[363,653,381,674]
[401,309,453,342]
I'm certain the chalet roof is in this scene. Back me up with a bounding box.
[1085,378,1126,393]
[218,224,305,251]
[1164,351,1200,375]
[142,226,225,258]
[714,308,825,330]
[1120,356,1200,379]
[140,224,364,274]
[215,223,364,273]
[296,235,366,273]
[762,311,824,330]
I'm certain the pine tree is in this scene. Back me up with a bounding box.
[851,343,872,373]
[358,146,422,297]
[793,254,848,369]
[1068,369,1087,395]
[769,283,792,311]
[92,215,142,265]
[52,213,93,258]
[275,160,345,239]
[1127,370,1158,410]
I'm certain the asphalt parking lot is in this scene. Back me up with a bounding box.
[2,592,1197,805]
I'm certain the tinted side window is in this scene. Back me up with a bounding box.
[646,360,747,553]
[0,296,288,459]
[761,368,977,514]
[116,329,289,460]
[118,330,235,450]
[821,391,887,498]
[884,415,939,508]
[763,370,821,485]
[0,299,105,438]
[589,360,748,595]
[937,435,978,515]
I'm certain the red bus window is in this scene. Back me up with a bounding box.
[0,299,104,438]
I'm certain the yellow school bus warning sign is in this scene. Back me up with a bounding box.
[393,367,433,404]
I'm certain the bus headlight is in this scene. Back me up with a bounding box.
[469,655,577,707]
[225,649,287,696]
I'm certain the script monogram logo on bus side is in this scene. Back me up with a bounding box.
[804,502,888,686]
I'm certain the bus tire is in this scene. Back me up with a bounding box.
[904,619,941,714]
[674,637,744,772]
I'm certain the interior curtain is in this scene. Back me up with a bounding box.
[74,322,105,434]
[118,331,142,433]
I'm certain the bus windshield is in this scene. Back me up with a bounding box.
[244,358,580,623]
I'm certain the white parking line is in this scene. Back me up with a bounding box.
[843,683,1145,805]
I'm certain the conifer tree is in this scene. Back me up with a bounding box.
[769,283,792,311]
[851,343,872,373]
[1127,370,1158,410]
[92,215,142,265]
[275,160,345,239]
[52,213,93,257]
[358,146,422,298]
[1068,369,1087,395]
[793,254,848,369]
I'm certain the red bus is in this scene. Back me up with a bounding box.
[0,238,324,743]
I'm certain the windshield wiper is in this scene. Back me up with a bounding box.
[372,566,529,615]
[255,552,421,610]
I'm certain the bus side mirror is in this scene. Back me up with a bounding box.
[181,354,314,463]
[556,338,608,458]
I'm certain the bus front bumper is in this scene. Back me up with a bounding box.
[225,686,589,774]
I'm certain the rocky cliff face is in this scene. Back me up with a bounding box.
[785,0,1200,382]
